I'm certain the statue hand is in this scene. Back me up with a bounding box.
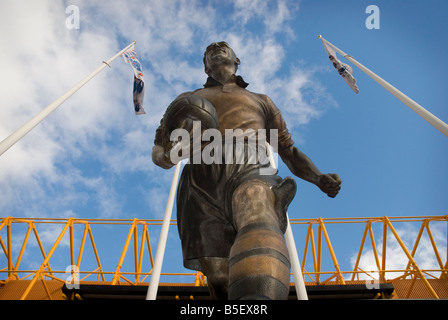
[317,173,341,198]
[152,145,174,169]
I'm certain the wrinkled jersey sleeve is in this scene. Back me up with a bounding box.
[261,95,295,152]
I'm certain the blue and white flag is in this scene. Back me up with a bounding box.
[321,39,359,94]
[122,46,146,115]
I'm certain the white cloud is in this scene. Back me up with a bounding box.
[225,35,335,129]
[232,0,269,24]
[350,222,447,280]
[232,0,297,36]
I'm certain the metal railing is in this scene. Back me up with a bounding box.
[1,215,447,299]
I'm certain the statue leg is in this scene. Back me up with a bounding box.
[199,257,229,300]
[229,180,291,300]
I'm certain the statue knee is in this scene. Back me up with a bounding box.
[233,180,275,206]
[232,180,278,231]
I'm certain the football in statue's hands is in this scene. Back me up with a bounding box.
[163,95,219,134]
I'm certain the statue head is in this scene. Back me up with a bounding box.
[203,42,241,76]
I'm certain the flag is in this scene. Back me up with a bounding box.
[122,45,146,115]
[321,39,359,94]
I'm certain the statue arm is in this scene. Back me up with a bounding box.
[152,92,195,169]
[277,129,341,198]
[264,96,341,197]
[281,146,341,198]
[152,120,174,169]
[279,145,322,185]
[152,91,203,169]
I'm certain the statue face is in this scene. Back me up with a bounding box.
[204,42,240,74]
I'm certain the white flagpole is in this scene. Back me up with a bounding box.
[146,161,183,300]
[0,41,137,157]
[266,144,308,300]
[318,35,448,138]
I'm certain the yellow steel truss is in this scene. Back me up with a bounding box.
[1,215,447,300]
[295,215,447,298]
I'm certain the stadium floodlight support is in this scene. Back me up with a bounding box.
[0,41,137,157]
[318,35,448,139]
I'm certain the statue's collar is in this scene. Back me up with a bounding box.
[203,75,249,89]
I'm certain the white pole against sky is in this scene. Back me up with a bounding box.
[318,35,448,139]
[146,161,182,300]
[266,144,308,300]
[0,41,137,157]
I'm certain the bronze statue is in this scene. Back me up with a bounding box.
[152,41,341,300]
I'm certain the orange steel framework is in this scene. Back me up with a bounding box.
[0,215,447,300]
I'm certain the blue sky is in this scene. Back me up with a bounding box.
[1,0,447,284]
